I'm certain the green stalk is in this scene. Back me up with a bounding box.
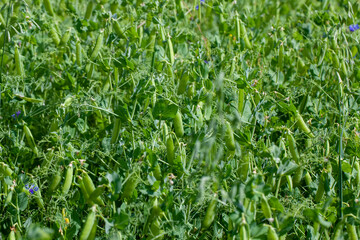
[338,77,344,220]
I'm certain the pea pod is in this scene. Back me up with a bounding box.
[332,51,340,68]
[238,89,245,115]
[49,28,60,45]
[261,194,272,219]
[110,118,121,144]
[341,59,348,77]
[79,206,96,240]
[85,1,94,20]
[287,132,299,163]
[201,198,217,230]
[354,161,360,186]
[177,71,189,95]
[44,0,55,16]
[293,167,303,187]
[153,163,162,181]
[87,219,98,240]
[347,223,358,240]
[24,125,38,155]
[113,21,126,39]
[121,172,139,201]
[78,176,92,204]
[82,172,104,206]
[314,173,325,203]
[295,111,314,137]
[88,185,106,206]
[239,150,250,182]
[62,164,73,195]
[60,28,71,46]
[47,171,62,195]
[240,20,252,49]
[8,231,16,240]
[167,35,175,65]
[166,135,175,165]
[225,121,236,151]
[90,31,103,60]
[0,162,13,176]
[304,172,312,186]
[76,41,82,66]
[286,175,293,192]
[174,111,184,138]
[267,226,279,240]
[14,45,23,76]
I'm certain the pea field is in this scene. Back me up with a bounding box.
[1,0,360,239]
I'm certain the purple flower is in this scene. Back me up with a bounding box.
[196,0,205,10]
[204,60,209,64]
[349,24,359,32]
[12,110,21,120]
[29,189,34,194]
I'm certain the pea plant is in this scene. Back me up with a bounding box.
[1,0,360,239]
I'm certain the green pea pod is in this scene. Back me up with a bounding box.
[90,32,103,60]
[5,190,13,207]
[44,0,55,16]
[174,111,184,138]
[341,59,348,77]
[201,198,217,230]
[79,207,96,240]
[261,195,272,219]
[267,226,279,240]
[332,51,340,68]
[240,20,252,49]
[85,1,94,20]
[121,172,139,201]
[167,35,175,65]
[111,118,121,144]
[76,41,82,66]
[295,111,314,137]
[297,58,306,75]
[187,82,195,98]
[0,162,13,176]
[87,218,98,240]
[287,132,299,163]
[89,185,106,206]
[60,28,71,46]
[346,223,358,240]
[304,172,312,186]
[286,175,293,192]
[225,121,236,151]
[49,28,60,45]
[239,150,250,182]
[315,173,324,203]
[78,176,92,204]
[47,171,62,195]
[8,231,16,240]
[236,15,241,41]
[354,161,360,187]
[113,21,126,39]
[177,72,189,95]
[166,135,175,165]
[14,45,23,76]
[24,125,39,155]
[238,89,245,115]
[292,167,303,187]
[62,165,73,195]
[153,163,162,181]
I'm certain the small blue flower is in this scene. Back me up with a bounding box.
[349,24,360,32]
[204,60,209,64]
[12,114,16,120]
[29,189,34,194]
[16,110,21,117]
[196,0,205,10]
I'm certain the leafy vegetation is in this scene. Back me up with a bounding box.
[1,0,360,239]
